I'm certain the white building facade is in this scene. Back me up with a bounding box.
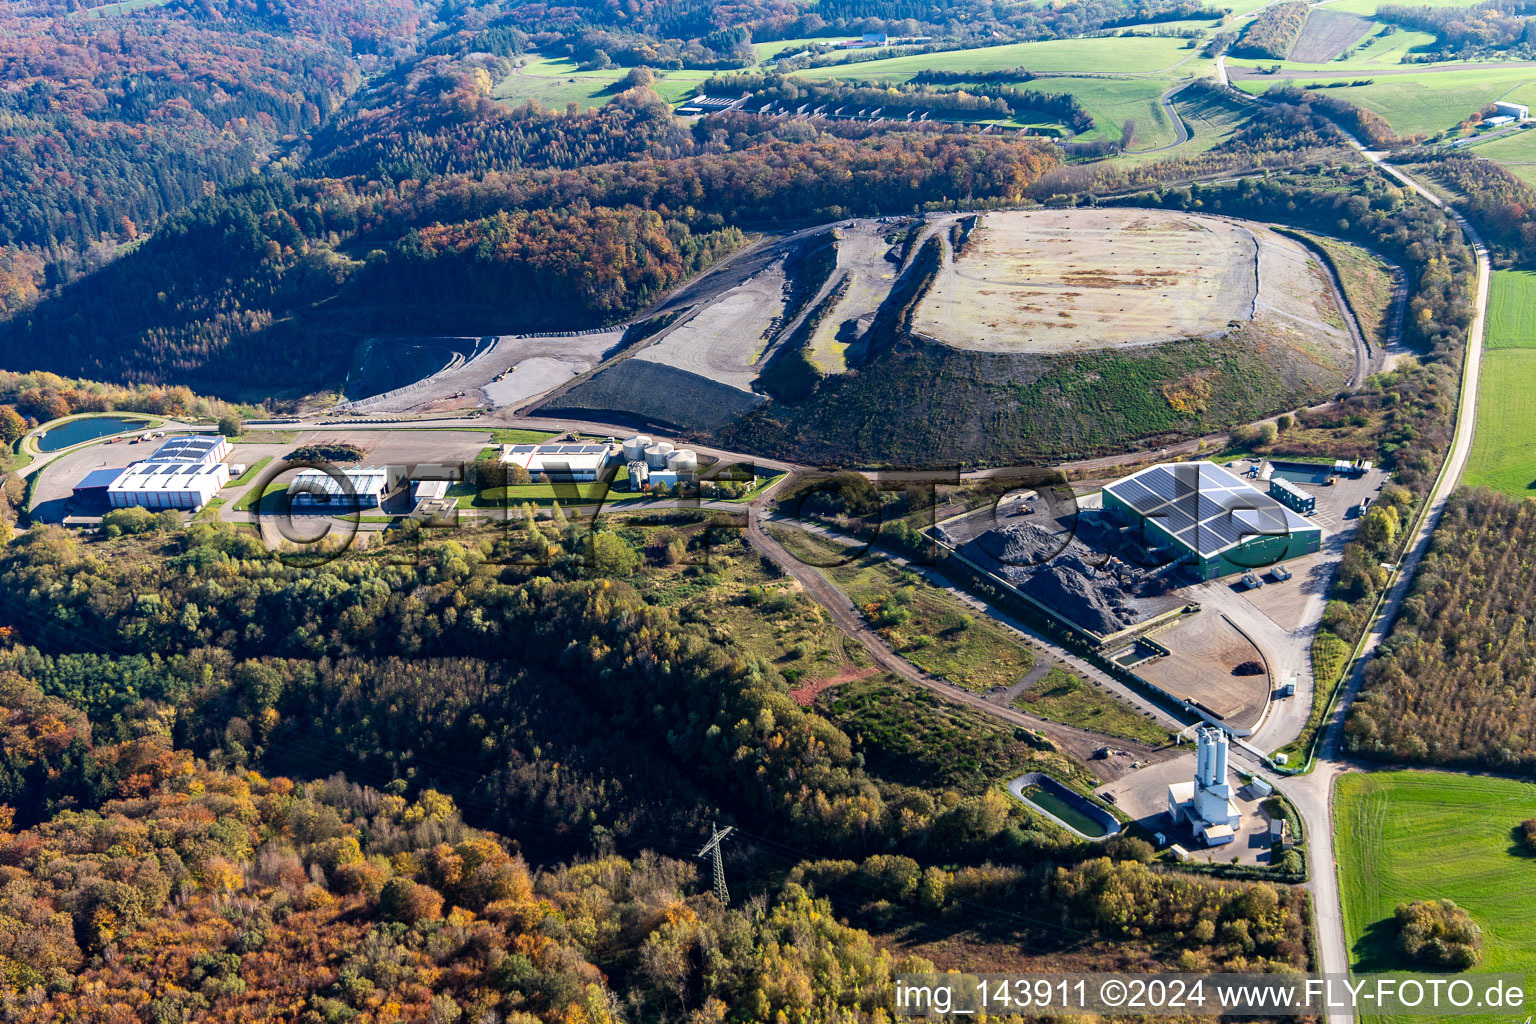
[107,462,230,510]
[83,433,234,512]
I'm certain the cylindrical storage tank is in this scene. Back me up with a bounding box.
[622,434,651,461]
[666,449,698,475]
[644,441,674,469]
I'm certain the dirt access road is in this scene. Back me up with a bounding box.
[744,507,1177,780]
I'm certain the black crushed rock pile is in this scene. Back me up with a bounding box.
[959,520,1177,636]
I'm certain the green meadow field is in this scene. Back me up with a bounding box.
[495,57,715,109]
[1331,26,1440,64]
[1335,771,1536,1024]
[1460,124,1536,186]
[501,37,1206,150]
[791,35,1200,79]
[1466,270,1536,495]
[753,36,843,61]
[1236,67,1536,138]
[1318,0,1491,13]
[787,38,1204,148]
[1020,76,1179,146]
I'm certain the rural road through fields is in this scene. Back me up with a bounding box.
[1204,86,1492,1019]
[1225,58,1536,80]
[1143,82,1193,154]
[1302,149,1489,1019]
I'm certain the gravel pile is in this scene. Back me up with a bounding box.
[960,520,1177,636]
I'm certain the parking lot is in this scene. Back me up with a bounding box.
[1230,458,1390,534]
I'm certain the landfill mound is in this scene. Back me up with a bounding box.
[960,520,1180,637]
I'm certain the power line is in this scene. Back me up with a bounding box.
[696,821,734,903]
[0,596,1110,950]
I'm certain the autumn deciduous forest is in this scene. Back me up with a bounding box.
[1349,488,1536,771]
[0,514,1314,1019]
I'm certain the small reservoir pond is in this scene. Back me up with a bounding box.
[35,416,146,451]
[1007,772,1119,839]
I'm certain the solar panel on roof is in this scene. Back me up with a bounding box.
[1197,464,1234,488]
[1204,517,1246,549]
[1236,508,1290,535]
[1121,489,1165,515]
[1138,470,1180,501]
[1194,493,1227,522]
[1209,492,1253,518]
[1115,462,1320,557]
[1160,505,1196,532]
[1113,478,1160,506]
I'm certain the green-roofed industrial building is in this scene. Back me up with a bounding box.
[1102,461,1323,581]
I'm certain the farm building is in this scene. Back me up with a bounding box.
[1167,726,1241,847]
[1495,101,1530,121]
[107,462,230,510]
[501,442,617,482]
[1267,477,1316,514]
[1103,461,1321,580]
[289,467,390,508]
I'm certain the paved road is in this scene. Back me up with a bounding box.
[1141,81,1194,154]
[1208,84,1492,1017]
[1227,58,1536,80]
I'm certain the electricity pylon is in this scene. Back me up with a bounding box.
[696,822,734,904]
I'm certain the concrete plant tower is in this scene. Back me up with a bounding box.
[1194,725,1239,828]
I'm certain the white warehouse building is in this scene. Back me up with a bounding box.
[144,434,231,465]
[289,467,391,508]
[501,442,617,482]
[107,462,230,510]
[74,433,233,512]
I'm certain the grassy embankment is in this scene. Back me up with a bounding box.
[1013,667,1173,746]
[1299,231,1396,351]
